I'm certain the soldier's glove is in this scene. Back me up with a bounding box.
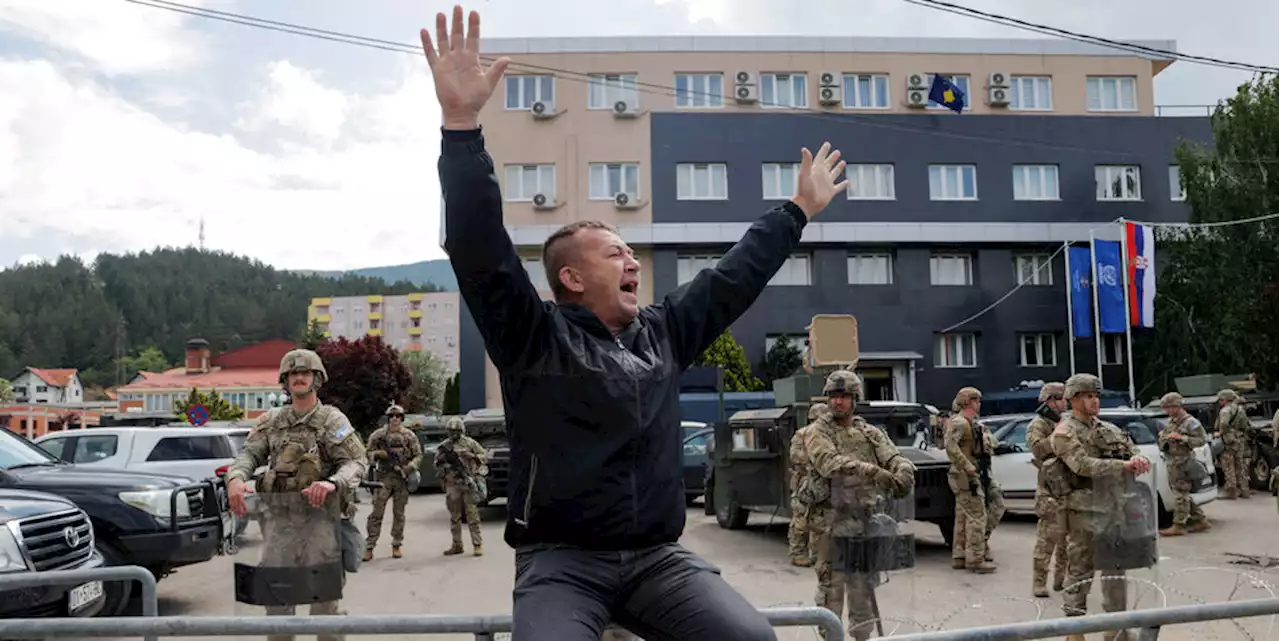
[873,468,898,491]
[893,469,914,491]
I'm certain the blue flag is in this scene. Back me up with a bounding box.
[928,74,965,113]
[1067,246,1094,338]
[1093,240,1126,334]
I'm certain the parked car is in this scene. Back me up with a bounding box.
[681,428,713,505]
[989,408,1217,529]
[34,426,249,483]
[0,488,106,619]
[0,427,230,616]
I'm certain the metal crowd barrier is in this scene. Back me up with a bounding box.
[0,565,160,641]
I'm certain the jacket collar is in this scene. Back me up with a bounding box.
[558,302,642,344]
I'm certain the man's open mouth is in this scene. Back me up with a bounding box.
[620,283,638,294]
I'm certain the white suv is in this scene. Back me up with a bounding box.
[34,426,250,483]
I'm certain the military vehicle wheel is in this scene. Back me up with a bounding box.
[1155,496,1173,530]
[715,501,748,530]
[1250,449,1278,490]
[936,517,954,548]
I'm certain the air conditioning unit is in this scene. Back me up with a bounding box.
[907,72,929,90]
[612,100,638,118]
[532,193,552,208]
[734,70,758,103]
[818,71,838,87]
[530,101,550,116]
[906,88,929,108]
[819,85,841,106]
[988,86,1010,106]
[734,70,756,85]
[614,192,637,208]
[988,71,1009,88]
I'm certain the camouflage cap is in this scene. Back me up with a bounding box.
[1159,392,1184,408]
[822,370,863,399]
[445,416,465,433]
[1064,373,1102,400]
[808,402,830,421]
[278,349,328,384]
[951,387,982,412]
[1038,382,1066,403]
[385,403,406,416]
[1216,389,1239,402]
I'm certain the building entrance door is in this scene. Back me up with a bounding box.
[858,367,894,401]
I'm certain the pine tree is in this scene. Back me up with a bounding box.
[695,330,765,392]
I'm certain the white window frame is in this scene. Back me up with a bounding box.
[930,253,973,286]
[1018,333,1057,367]
[927,74,971,111]
[503,164,556,202]
[1009,76,1053,111]
[505,75,554,111]
[588,163,641,200]
[675,73,724,109]
[676,163,728,200]
[677,253,810,286]
[1102,334,1125,365]
[929,165,978,201]
[1095,165,1142,201]
[847,253,894,285]
[1012,165,1060,201]
[759,73,808,109]
[1086,76,1137,112]
[521,257,551,291]
[841,73,890,109]
[761,162,799,200]
[1169,165,1185,201]
[936,333,978,368]
[676,254,722,285]
[846,164,895,200]
[588,73,639,110]
[1014,253,1054,286]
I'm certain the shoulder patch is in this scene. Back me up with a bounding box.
[1053,424,1070,436]
[331,421,353,442]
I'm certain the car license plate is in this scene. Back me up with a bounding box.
[69,581,104,612]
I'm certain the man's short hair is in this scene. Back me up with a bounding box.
[541,220,620,300]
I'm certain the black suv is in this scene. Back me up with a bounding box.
[0,488,106,618]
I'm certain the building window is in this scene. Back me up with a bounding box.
[848,253,893,285]
[677,254,721,285]
[760,73,807,108]
[769,254,812,286]
[931,253,973,286]
[588,163,640,200]
[847,164,895,200]
[761,162,799,200]
[1015,253,1054,286]
[927,74,970,110]
[1096,165,1142,201]
[1087,76,1137,112]
[1009,76,1052,111]
[1169,166,1185,201]
[505,75,554,110]
[936,333,977,368]
[1019,333,1057,367]
[842,74,889,109]
[1102,334,1125,365]
[1012,165,1059,201]
[503,164,556,202]
[929,165,978,200]
[588,73,639,109]
[675,73,724,108]
[676,163,728,200]
[521,258,550,291]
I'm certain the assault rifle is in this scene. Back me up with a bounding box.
[971,418,994,504]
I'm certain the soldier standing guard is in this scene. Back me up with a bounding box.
[1156,393,1211,535]
[1214,389,1252,499]
[798,370,915,641]
[224,349,368,641]
[435,416,488,556]
[788,402,830,567]
[363,403,423,560]
[1027,382,1069,597]
[944,387,1003,573]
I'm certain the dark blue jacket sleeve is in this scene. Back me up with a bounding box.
[649,202,808,369]
[438,128,549,371]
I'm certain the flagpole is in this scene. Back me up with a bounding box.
[1063,240,1076,374]
[1088,230,1105,389]
[1118,218,1138,407]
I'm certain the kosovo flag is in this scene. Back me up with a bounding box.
[928,74,965,113]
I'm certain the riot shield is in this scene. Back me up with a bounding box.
[233,490,346,616]
[1094,472,1158,571]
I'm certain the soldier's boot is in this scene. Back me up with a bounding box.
[391,546,403,559]
[1032,558,1050,597]
[443,542,464,556]
[1053,573,1066,592]
[362,548,373,562]
[1220,488,1238,500]
[1158,524,1186,537]
[967,561,997,574]
[1032,582,1049,598]
[1187,520,1211,533]
[951,558,966,570]
[473,544,484,557]
[791,555,812,567]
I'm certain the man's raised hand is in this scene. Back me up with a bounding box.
[420,5,510,131]
[792,142,849,219]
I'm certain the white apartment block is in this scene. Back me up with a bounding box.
[309,292,461,372]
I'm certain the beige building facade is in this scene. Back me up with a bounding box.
[310,293,462,373]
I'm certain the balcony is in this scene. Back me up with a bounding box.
[407,309,424,319]
[366,294,384,304]
[408,327,423,336]
[407,292,424,302]
[368,328,383,337]
[367,311,383,321]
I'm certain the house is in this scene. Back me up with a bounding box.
[115,338,294,420]
[10,368,84,405]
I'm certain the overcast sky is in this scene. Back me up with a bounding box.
[1,0,1275,272]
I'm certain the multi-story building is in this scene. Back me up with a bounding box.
[9,367,84,405]
[115,338,296,419]
[309,293,462,373]
[450,35,1212,410]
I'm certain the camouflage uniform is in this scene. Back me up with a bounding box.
[224,349,368,641]
[944,388,1002,572]
[434,416,488,556]
[799,371,915,641]
[364,404,423,557]
[788,402,830,566]
[1028,382,1068,597]
[1157,393,1210,535]
[1051,374,1147,631]
[1214,389,1251,498]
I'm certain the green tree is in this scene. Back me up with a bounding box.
[174,387,246,422]
[442,373,461,415]
[401,350,450,414]
[117,346,169,381]
[761,335,804,384]
[1135,74,1279,396]
[298,319,329,350]
[316,335,413,436]
[0,377,13,404]
[694,330,765,392]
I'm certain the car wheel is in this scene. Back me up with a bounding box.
[95,541,134,617]
[1250,449,1278,490]
[715,500,748,530]
[1155,496,1173,530]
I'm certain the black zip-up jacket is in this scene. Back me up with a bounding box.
[439,128,808,551]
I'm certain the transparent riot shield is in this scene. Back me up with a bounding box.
[233,490,346,617]
[1094,471,1158,572]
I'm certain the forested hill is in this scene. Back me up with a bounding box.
[0,247,439,391]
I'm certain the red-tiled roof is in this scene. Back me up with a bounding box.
[118,367,280,391]
[28,368,78,388]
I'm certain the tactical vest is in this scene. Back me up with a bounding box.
[380,430,412,472]
[261,409,330,494]
[1055,417,1131,497]
[951,416,978,459]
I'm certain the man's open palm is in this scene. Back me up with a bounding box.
[793,142,848,219]
[420,6,510,130]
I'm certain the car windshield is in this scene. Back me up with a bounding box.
[0,428,62,470]
[861,408,932,447]
[227,431,249,453]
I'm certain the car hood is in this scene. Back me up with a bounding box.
[7,463,197,491]
[0,489,78,521]
[897,447,950,465]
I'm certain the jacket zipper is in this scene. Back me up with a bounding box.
[616,334,639,534]
[519,453,538,527]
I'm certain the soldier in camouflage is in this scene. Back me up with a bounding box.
[1027,382,1068,597]
[944,387,1003,573]
[798,370,915,641]
[434,416,488,556]
[1214,389,1252,499]
[1051,373,1152,636]
[225,349,368,641]
[1156,393,1211,535]
[788,402,830,567]
[363,403,424,560]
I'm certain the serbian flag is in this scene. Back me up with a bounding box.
[1125,222,1155,328]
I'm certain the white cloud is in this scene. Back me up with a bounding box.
[236,60,352,148]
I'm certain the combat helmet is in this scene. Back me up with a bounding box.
[1037,382,1065,403]
[385,403,406,416]
[1064,373,1101,400]
[1216,389,1239,403]
[822,370,863,401]
[445,415,465,434]
[1159,392,1184,408]
[278,348,328,385]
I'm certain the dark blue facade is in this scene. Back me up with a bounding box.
[648,112,1212,407]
